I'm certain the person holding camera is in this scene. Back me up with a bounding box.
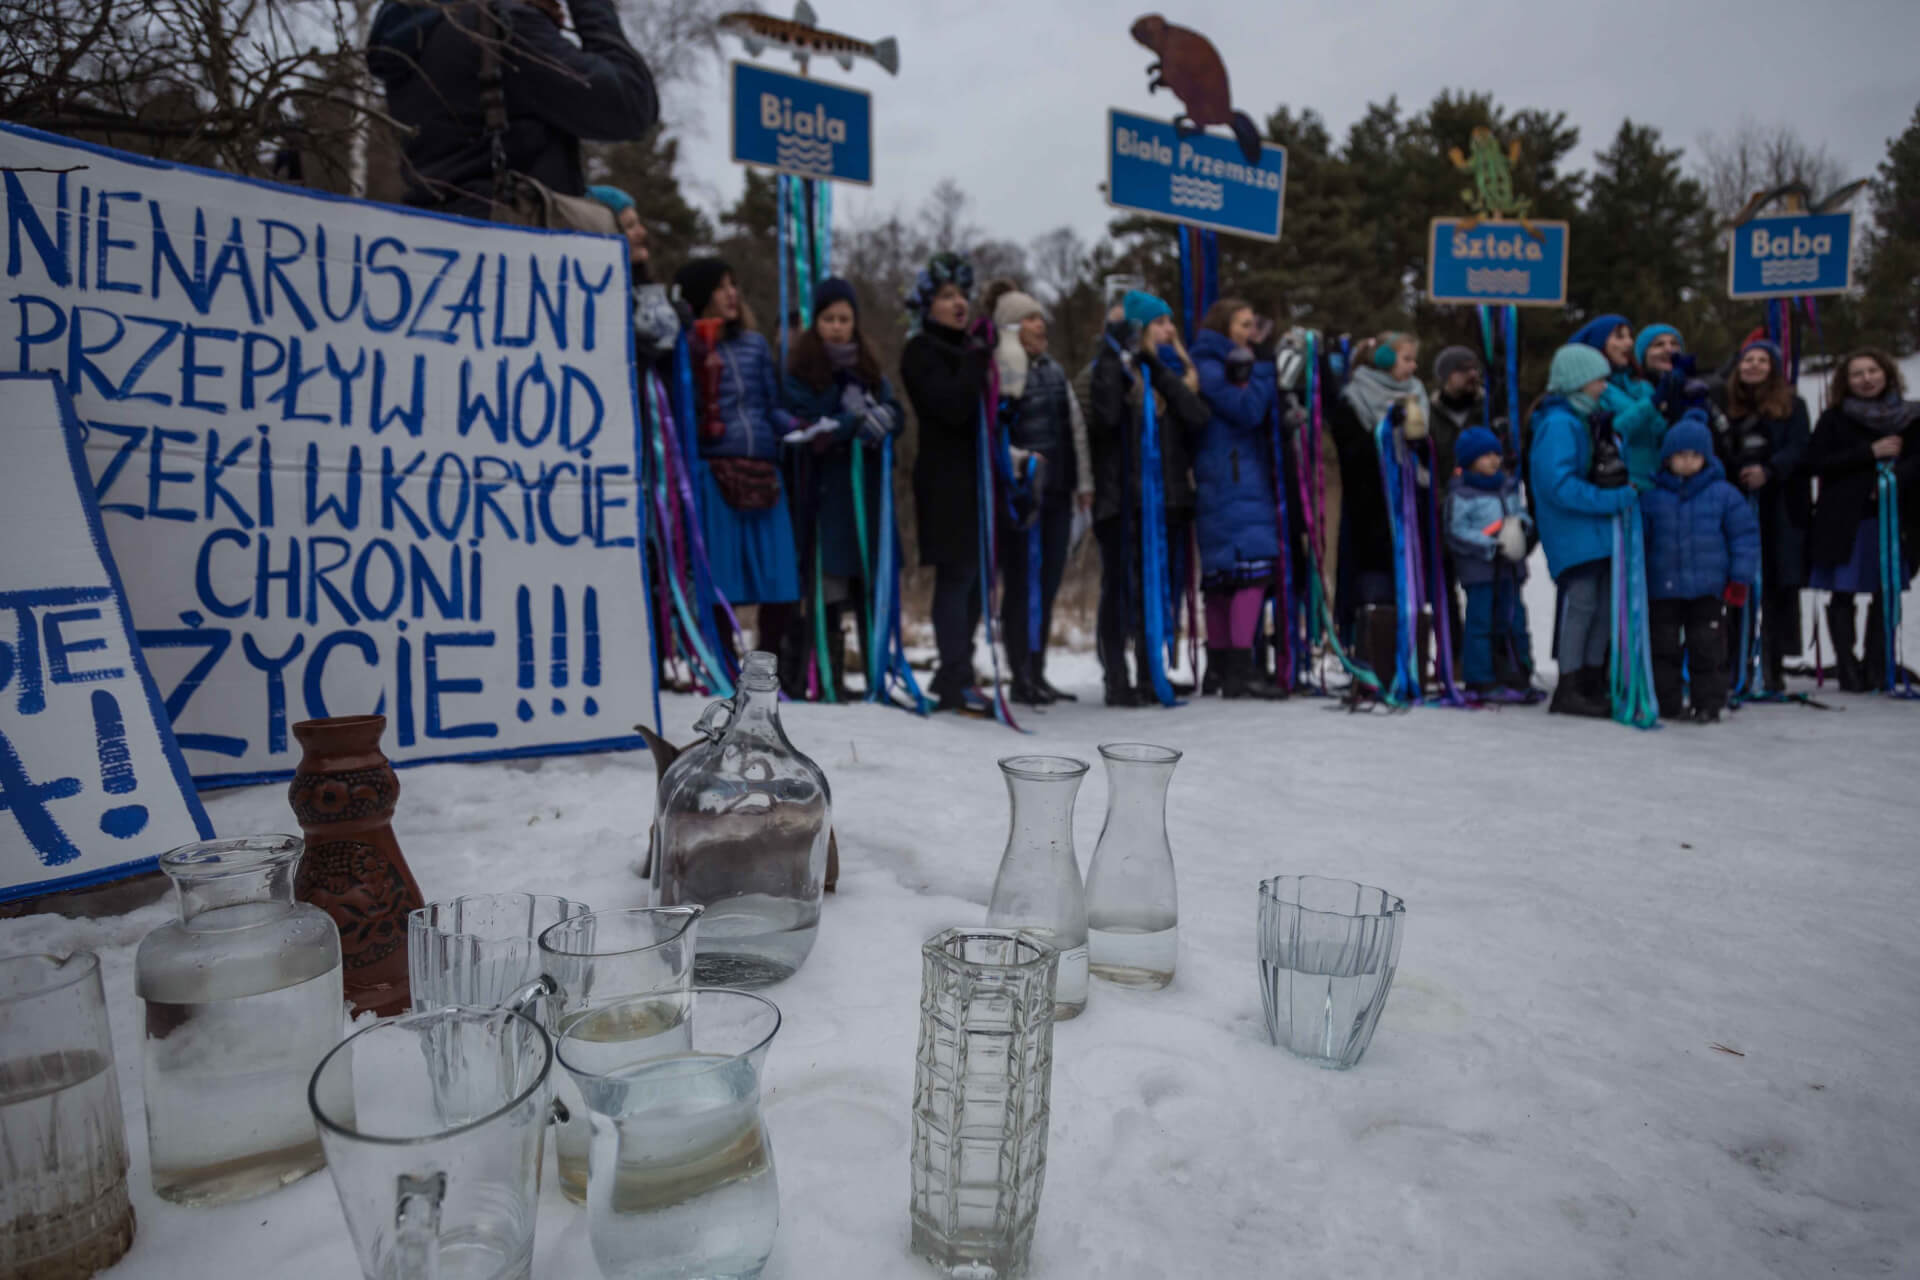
[1529,344,1639,717]
[1569,315,1667,491]
[368,0,658,219]
[1718,339,1812,692]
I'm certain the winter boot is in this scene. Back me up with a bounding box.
[1034,657,1078,702]
[1202,648,1226,696]
[824,616,853,703]
[1359,604,1400,690]
[1104,683,1144,708]
[1863,597,1889,692]
[1549,667,1611,718]
[1826,598,1867,693]
[1221,650,1287,701]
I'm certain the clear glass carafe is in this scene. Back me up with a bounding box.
[985,756,1090,1019]
[653,652,831,988]
[135,835,344,1206]
[1084,743,1182,989]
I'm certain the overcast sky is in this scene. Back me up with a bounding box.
[659,0,1919,252]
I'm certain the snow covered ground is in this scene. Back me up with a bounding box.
[6,637,1919,1279]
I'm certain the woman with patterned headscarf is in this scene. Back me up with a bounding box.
[900,253,992,712]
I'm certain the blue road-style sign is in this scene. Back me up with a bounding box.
[1106,109,1286,242]
[731,61,873,186]
[1727,211,1853,299]
[1427,218,1570,307]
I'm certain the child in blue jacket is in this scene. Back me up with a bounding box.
[1640,417,1761,723]
[1446,427,1535,699]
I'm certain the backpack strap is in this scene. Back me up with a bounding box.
[476,0,510,221]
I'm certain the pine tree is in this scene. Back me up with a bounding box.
[1857,102,1920,353]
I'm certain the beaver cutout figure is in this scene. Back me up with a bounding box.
[1131,14,1263,165]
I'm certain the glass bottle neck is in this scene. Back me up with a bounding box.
[1103,762,1174,824]
[727,678,789,745]
[172,861,297,931]
[1004,776,1082,858]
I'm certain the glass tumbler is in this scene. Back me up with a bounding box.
[909,929,1059,1280]
[0,951,135,1279]
[308,1006,553,1280]
[1256,876,1406,1069]
[408,893,591,1012]
[514,906,702,1204]
[557,989,782,1280]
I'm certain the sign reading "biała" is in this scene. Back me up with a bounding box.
[0,124,657,787]
[730,61,873,186]
[1427,218,1571,307]
[1727,212,1853,299]
[1106,109,1286,242]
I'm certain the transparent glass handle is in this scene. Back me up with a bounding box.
[392,1171,446,1279]
[692,698,734,743]
[505,973,558,1019]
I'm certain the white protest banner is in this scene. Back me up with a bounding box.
[1,374,213,901]
[0,124,657,787]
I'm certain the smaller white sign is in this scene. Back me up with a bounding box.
[1,374,212,902]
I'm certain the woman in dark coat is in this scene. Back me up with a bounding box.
[1327,332,1427,662]
[782,277,902,699]
[1087,290,1210,705]
[1806,348,1920,691]
[1190,298,1285,700]
[899,253,990,712]
[1716,339,1812,691]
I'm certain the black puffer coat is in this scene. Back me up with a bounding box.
[367,0,658,215]
[1806,400,1920,572]
[1714,394,1812,588]
[1087,331,1204,525]
[903,322,988,568]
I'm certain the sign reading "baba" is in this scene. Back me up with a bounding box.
[730,61,873,186]
[1427,218,1571,307]
[1727,211,1853,299]
[1106,108,1286,242]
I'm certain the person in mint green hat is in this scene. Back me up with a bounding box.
[1571,314,1667,491]
[1529,342,1639,717]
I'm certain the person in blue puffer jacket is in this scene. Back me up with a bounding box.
[1191,299,1286,700]
[1446,427,1535,698]
[1530,343,1639,717]
[674,257,801,659]
[1570,314,1668,490]
[1640,417,1761,723]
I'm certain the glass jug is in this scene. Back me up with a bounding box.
[653,652,830,988]
[985,755,1090,1020]
[1084,743,1181,989]
[136,835,344,1206]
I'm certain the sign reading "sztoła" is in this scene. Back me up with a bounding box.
[1727,211,1853,299]
[730,60,873,186]
[1106,109,1286,242]
[1427,218,1570,307]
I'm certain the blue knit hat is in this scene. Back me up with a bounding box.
[813,276,858,320]
[1455,426,1503,471]
[1547,343,1612,396]
[586,184,635,216]
[1570,314,1630,358]
[1633,323,1682,368]
[1661,413,1713,464]
[1740,338,1784,371]
[1123,290,1172,330]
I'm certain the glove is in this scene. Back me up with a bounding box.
[1723,582,1750,608]
[857,403,899,446]
[1587,405,1616,436]
[1225,346,1255,385]
[1682,379,1712,402]
[1496,519,1529,562]
[631,283,680,358]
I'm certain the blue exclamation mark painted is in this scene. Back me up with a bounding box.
[583,587,601,717]
[550,586,569,715]
[91,690,148,839]
[516,585,535,722]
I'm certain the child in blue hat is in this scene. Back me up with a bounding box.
[1640,416,1761,722]
[1446,426,1536,699]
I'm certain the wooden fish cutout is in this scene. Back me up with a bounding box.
[718,1,899,76]
[1130,14,1262,165]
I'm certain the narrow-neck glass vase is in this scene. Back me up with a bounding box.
[654,651,830,988]
[985,756,1089,1020]
[1084,743,1181,989]
[136,835,343,1206]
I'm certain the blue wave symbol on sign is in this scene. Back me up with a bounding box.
[775,135,834,176]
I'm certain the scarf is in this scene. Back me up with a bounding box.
[1461,468,1507,493]
[1342,364,1430,434]
[1566,391,1599,418]
[1843,391,1919,437]
[825,340,860,371]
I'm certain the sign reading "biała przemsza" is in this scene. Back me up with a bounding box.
[1106,109,1286,242]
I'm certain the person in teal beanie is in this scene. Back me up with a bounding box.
[1529,342,1638,717]
[1572,314,1667,490]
